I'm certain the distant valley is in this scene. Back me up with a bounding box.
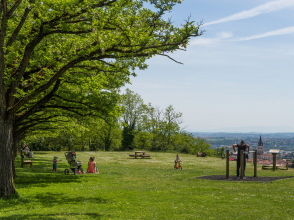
[192,132,294,152]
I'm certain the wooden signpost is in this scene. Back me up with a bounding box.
[240,150,244,179]
[253,149,257,177]
[226,150,229,179]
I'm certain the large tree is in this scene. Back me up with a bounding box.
[0,0,202,198]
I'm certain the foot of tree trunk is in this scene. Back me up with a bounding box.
[0,119,18,198]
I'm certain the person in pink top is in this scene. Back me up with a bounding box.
[87,157,96,173]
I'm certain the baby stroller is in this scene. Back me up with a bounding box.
[64,151,83,175]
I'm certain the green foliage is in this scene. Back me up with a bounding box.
[121,89,147,150]
[194,137,214,156]
[173,133,214,156]
[1,0,203,199]
[23,136,59,151]
[215,147,226,157]
[23,90,215,156]
[121,125,135,150]
[136,103,183,151]
[24,117,122,151]
[119,93,215,154]
[133,131,152,150]
[3,0,202,139]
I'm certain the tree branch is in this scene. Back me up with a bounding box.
[46,30,92,35]
[14,79,61,124]
[6,0,22,18]
[157,54,183,65]
[42,105,87,116]
[43,0,117,26]
[0,0,8,110]
[16,114,59,125]
[6,7,31,47]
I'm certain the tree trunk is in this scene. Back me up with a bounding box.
[12,156,17,179]
[105,126,112,151]
[0,119,18,198]
[12,132,20,179]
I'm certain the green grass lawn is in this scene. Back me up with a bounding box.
[1,151,294,219]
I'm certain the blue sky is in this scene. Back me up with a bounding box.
[126,0,294,133]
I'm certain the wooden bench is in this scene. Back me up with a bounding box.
[21,152,33,168]
[128,154,151,158]
[262,163,288,170]
[129,151,151,159]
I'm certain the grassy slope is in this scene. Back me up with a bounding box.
[1,151,294,219]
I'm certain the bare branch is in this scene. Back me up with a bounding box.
[158,54,183,65]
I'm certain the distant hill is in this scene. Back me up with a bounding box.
[192,126,294,133]
[191,132,294,150]
[191,132,294,139]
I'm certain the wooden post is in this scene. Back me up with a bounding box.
[240,150,244,179]
[253,149,257,177]
[286,163,288,170]
[273,153,277,171]
[226,150,229,179]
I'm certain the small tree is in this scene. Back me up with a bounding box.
[215,147,226,158]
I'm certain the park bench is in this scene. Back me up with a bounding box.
[21,150,33,168]
[262,163,288,170]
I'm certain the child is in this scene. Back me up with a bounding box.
[52,156,61,172]
[87,157,98,173]
[175,154,182,166]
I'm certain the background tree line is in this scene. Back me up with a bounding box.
[23,89,214,156]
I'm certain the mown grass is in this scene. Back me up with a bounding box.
[1,151,294,219]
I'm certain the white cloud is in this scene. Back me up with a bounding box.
[204,0,294,26]
[238,26,294,41]
[190,37,218,46]
[217,31,234,38]
[191,26,294,45]
[190,31,233,46]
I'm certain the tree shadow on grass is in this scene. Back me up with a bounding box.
[34,192,112,207]
[32,152,53,154]
[0,192,111,210]
[14,173,82,189]
[0,212,103,219]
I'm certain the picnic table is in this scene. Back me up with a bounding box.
[128,151,151,159]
